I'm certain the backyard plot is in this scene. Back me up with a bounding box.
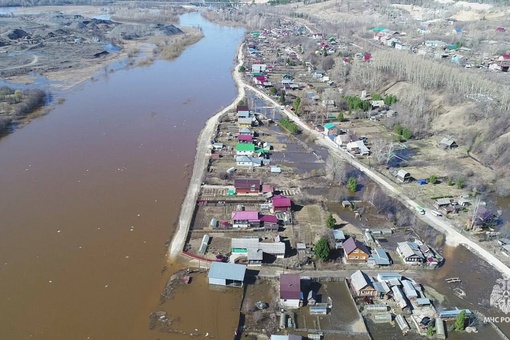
[295,204,327,244]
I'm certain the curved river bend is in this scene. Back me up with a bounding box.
[0,12,244,339]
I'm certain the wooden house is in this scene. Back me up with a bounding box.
[343,237,370,263]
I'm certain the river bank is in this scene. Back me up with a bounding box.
[1,6,203,92]
[168,42,245,260]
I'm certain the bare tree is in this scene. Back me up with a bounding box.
[371,138,397,165]
[325,153,347,184]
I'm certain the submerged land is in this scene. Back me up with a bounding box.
[2,0,510,339]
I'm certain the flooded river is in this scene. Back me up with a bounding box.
[0,12,243,339]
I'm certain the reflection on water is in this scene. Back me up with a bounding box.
[0,12,243,339]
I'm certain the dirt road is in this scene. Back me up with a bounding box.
[168,43,246,260]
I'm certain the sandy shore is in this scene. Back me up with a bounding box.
[168,43,245,260]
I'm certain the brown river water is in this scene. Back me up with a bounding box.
[0,13,244,339]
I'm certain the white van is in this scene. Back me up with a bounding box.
[430,210,442,217]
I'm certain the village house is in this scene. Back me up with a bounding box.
[434,198,453,210]
[238,117,254,127]
[368,248,392,267]
[236,142,255,156]
[239,127,253,136]
[397,242,425,264]
[280,274,301,309]
[231,237,285,264]
[347,140,370,156]
[252,63,267,73]
[350,270,378,297]
[208,262,246,287]
[236,155,262,167]
[237,105,251,118]
[234,178,261,194]
[343,237,370,263]
[272,195,292,212]
[231,210,260,228]
[237,134,254,143]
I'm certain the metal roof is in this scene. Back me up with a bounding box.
[350,270,372,292]
[272,195,291,208]
[232,237,260,249]
[397,242,424,259]
[343,237,370,256]
[280,274,301,300]
[416,298,431,305]
[208,262,246,281]
[333,229,345,240]
[234,178,261,189]
[232,211,259,221]
[370,248,391,265]
[402,280,418,299]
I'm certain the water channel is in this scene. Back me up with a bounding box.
[0,12,244,339]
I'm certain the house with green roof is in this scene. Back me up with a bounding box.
[236,143,255,156]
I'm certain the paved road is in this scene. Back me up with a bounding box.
[242,83,510,279]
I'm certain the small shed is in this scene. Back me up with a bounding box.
[395,314,410,335]
[439,137,458,149]
[373,313,392,323]
[209,218,218,228]
[208,262,246,287]
[199,234,210,255]
[396,169,411,183]
[309,303,328,315]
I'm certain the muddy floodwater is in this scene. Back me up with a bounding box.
[0,12,243,339]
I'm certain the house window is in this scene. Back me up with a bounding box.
[351,256,358,259]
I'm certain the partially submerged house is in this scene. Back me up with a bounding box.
[280,274,301,308]
[208,262,246,287]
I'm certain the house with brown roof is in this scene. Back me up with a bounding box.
[280,274,301,309]
[343,237,370,263]
[234,178,261,194]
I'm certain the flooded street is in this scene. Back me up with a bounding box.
[0,12,243,339]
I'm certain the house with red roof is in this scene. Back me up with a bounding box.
[272,195,292,212]
[498,54,510,61]
[259,215,280,230]
[237,134,254,143]
[253,75,266,85]
[231,210,260,228]
[343,237,370,263]
[280,274,302,309]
